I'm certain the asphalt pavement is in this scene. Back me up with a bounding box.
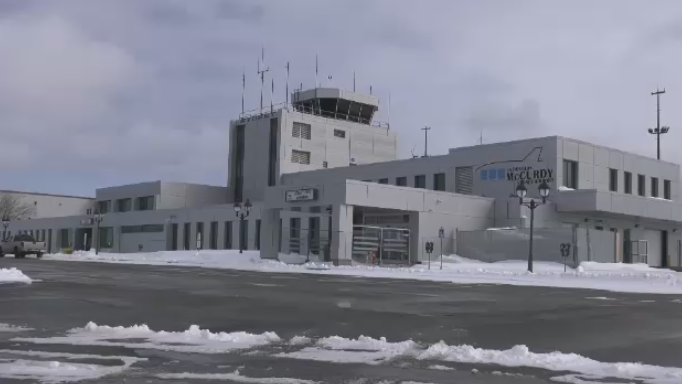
[2,258,682,383]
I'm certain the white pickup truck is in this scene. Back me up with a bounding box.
[0,234,46,259]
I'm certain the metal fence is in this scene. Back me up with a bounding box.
[456,226,616,267]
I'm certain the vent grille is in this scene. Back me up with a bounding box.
[455,166,473,195]
[333,129,346,138]
[291,150,311,165]
[292,122,311,139]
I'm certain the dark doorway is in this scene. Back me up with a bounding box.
[662,230,669,267]
[75,228,93,251]
[623,229,632,263]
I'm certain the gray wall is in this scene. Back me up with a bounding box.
[1,191,93,219]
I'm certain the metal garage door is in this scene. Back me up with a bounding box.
[120,233,167,253]
[641,229,662,266]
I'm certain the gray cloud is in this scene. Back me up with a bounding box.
[0,0,681,196]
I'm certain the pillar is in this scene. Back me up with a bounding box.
[331,204,354,266]
[260,208,281,260]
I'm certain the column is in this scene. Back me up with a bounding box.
[260,208,281,260]
[331,204,354,266]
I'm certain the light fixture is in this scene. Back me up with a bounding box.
[538,181,551,202]
[234,203,242,213]
[515,180,528,200]
[244,199,252,212]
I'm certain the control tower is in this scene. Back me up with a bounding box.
[228,87,398,203]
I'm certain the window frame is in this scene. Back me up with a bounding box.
[637,174,645,196]
[664,179,671,200]
[624,171,632,194]
[651,177,659,198]
[562,160,578,189]
[609,168,618,192]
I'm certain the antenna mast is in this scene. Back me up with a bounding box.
[648,88,670,160]
[257,46,269,112]
[285,62,290,106]
[241,69,246,114]
[421,126,431,157]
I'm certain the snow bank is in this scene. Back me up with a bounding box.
[156,370,318,383]
[44,250,682,295]
[0,358,136,383]
[0,323,34,332]
[14,321,281,354]
[277,335,419,365]
[0,268,31,284]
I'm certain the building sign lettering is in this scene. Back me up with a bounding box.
[481,166,554,185]
[285,188,317,202]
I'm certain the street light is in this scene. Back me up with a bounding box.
[234,199,252,254]
[92,210,104,255]
[2,220,9,241]
[438,227,445,270]
[516,180,551,273]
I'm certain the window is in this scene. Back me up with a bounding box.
[378,178,388,184]
[255,220,261,250]
[322,161,328,168]
[41,229,46,243]
[196,222,204,249]
[434,173,446,191]
[136,196,155,211]
[234,124,245,203]
[562,160,578,189]
[268,118,278,186]
[664,179,671,200]
[224,221,233,249]
[396,177,407,186]
[116,198,132,212]
[97,200,111,214]
[292,122,311,139]
[414,175,426,189]
[609,169,618,192]
[86,208,92,215]
[637,174,645,196]
[240,220,249,250]
[59,228,71,248]
[651,177,659,198]
[624,172,632,194]
[333,129,346,138]
[183,223,190,250]
[98,227,113,249]
[291,150,311,165]
[121,225,164,233]
[209,221,218,250]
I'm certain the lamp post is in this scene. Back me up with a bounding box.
[93,210,104,255]
[2,220,8,241]
[438,227,445,270]
[516,180,551,273]
[234,199,252,254]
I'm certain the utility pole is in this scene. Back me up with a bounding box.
[648,88,670,160]
[421,126,431,157]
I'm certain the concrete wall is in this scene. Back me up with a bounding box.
[158,182,228,209]
[0,190,93,219]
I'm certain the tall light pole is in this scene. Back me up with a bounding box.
[515,180,551,273]
[438,227,444,270]
[234,199,252,254]
[421,126,431,157]
[92,210,104,255]
[648,88,670,160]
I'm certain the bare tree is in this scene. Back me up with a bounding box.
[0,193,35,221]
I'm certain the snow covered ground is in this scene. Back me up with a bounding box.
[7,321,682,384]
[0,268,32,284]
[43,250,682,295]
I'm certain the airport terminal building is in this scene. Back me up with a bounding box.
[4,87,682,267]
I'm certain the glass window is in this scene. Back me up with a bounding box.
[224,221,233,249]
[240,220,249,250]
[196,222,204,249]
[562,160,577,189]
[121,225,163,233]
[136,196,155,211]
[98,227,113,249]
[637,174,645,196]
[651,177,659,197]
[97,200,111,214]
[396,177,407,186]
[333,129,346,138]
[609,169,617,192]
[664,179,671,200]
[116,198,132,212]
[255,220,261,250]
[210,221,218,250]
[378,178,388,184]
[624,172,632,194]
[414,175,426,189]
[433,173,446,191]
[171,223,178,251]
[183,223,190,250]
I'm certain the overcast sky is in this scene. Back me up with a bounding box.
[2,0,682,197]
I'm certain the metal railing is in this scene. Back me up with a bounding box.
[238,102,390,129]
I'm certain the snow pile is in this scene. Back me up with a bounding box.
[44,249,682,294]
[157,370,318,383]
[0,358,136,383]
[14,321,281,354]
[277,335,419,365]
[0,268,32,284]
[0,323,34,332]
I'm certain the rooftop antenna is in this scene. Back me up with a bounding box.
[353,71,356,92]
[387,92,391,129]
[257,46,269,112]
[285,62,290,106]
[648,87,670,160]
[370,85,373,95]
[479,131,483,145]
[241,69,246,114]
[421,126,431,157]
[270,77,274,114]
[410,145,418,158]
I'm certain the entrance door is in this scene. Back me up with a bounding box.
[623,229,631,263]
[662,230,669,267]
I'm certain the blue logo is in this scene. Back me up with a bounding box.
[481,168,506,181]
